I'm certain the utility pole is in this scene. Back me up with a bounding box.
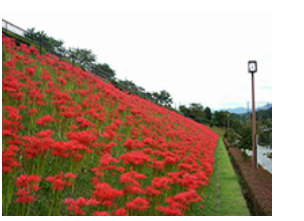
[248,61,258,169]
[247,101,251,126]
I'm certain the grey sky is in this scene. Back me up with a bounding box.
[2,13,272,110]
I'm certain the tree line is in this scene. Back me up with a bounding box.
[23,27,272,149]
[24,27,256,130]
[24,28,176,106]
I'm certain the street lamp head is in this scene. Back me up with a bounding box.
[248,60,257,74]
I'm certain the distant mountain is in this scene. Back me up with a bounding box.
[257,103,272,111]
[220,103,272,115]
[220,107,248,114]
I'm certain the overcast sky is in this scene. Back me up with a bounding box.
[2,13,272,110]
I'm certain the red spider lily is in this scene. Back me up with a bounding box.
[2,35,220,216]
[28,108,38,116]
[76,197,87,206]
[119,151,150,165]
[2,147,20,173]
[64,172,77,179]
[66,130,97,146]
[157,205,184,216]
[14,174,41,207]
[25,67,36,76]
[112,208,127,216]
[91,182,123,205]
[124,185,144,195]
[145,186,161,197]
[45,172,76,191]
[99,153,119,167]
[36,114,53,126]
[126,197,150,212]
[36,129,54,138]
[152,177,172,190]
[165,189,202,211]
[15,174,41,188]
[16,195,35,204]
[152,159,164,171]
[93,211,110,216]
[86,198,100,206]
[64,198,85,215]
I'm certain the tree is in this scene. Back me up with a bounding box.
[179,105,190,117]
[144,92,153,101]
[25,28,66,56]
[159,90,173,106]
[152,90,172,106]
[152,92,161,104]
[204,107,212,121]
[214,111,229,127]
[67,48,96,71]
[237,126,252,151]
[188,103,206,123]
[91,63,116,81]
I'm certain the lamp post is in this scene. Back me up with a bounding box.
[248,60,258,169]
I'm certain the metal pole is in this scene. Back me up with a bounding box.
[252,73,257,168]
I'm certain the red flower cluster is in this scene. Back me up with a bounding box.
[45,171,77,191]
[91,182,123,207]
[126,197,150,212]
[2,35,219,216]
[15,174,41,204]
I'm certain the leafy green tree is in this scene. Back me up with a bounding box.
[214,111,229,127]
[179,105,190,117]
[25,28,66,56]
[204,107,212,121]
[152,90,172,106]
[152,92,160,104]
[159,90,173,106]
[188,103,204,121]
[67,48,96,71]
[91,63,116,81]
[237,126,253,151]
[144,92,153,101]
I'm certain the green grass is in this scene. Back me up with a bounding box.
[209,126,226,137]
[204,126,249,215]
[200,138,250,216]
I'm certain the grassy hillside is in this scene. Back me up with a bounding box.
[2,35,220,216]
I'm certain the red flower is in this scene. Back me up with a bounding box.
[86,198,100,206]
[152,177,172,190]
[93,211,109,216]
[157,205,183,216]
[25,67,36,76]
[36,114,53,126]
[126,197,149,211]
[145,186,161,197]
[15,188,29,195]
[16,174,29,188]
[28,108,38,116]
[64,172,77,179]
[76,197,87,206]
[28,175,41,183]
[16,195,35,204]
[112,208,127,216]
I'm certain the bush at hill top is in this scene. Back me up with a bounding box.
[2,35,218,216]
